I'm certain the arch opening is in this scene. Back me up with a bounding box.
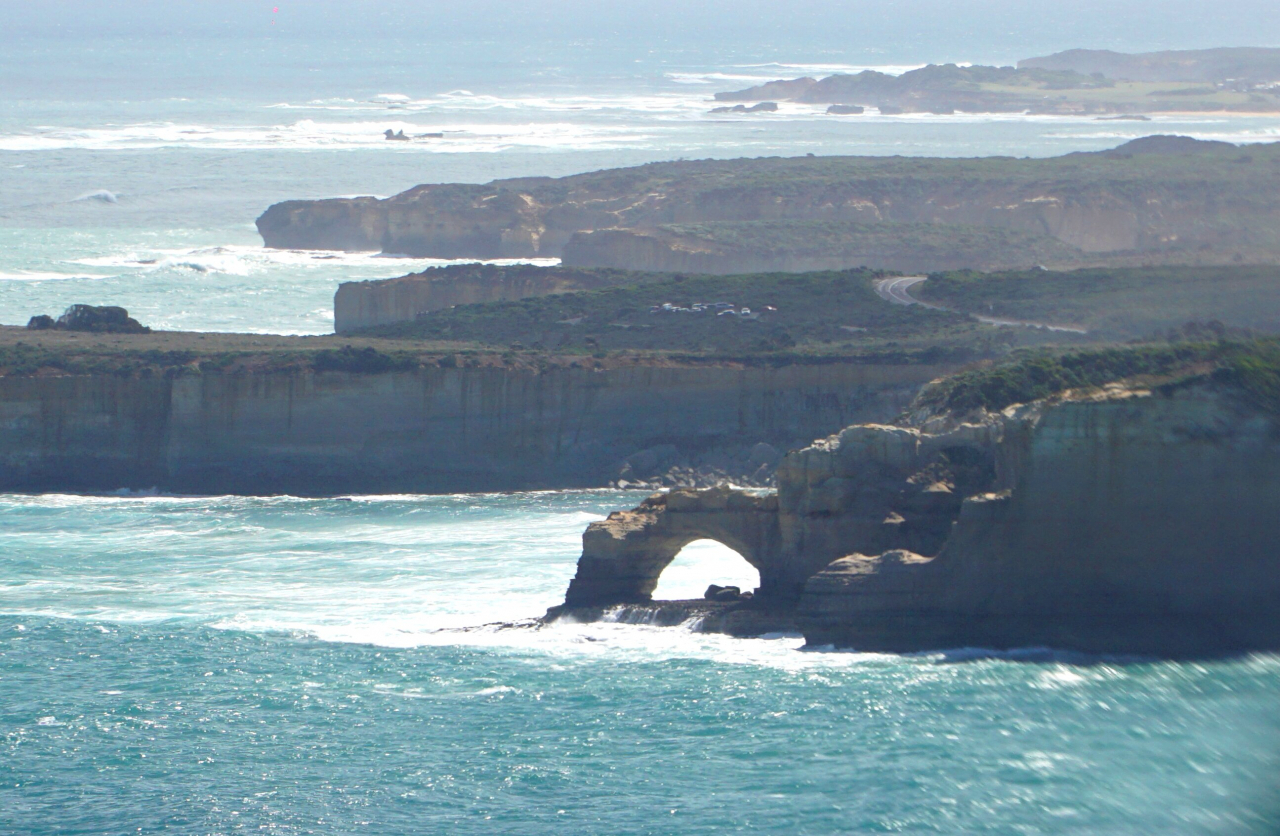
[652,539,760,601]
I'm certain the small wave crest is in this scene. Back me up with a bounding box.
[0,119,662,153]
[69,244,560,277]
[0,270,107,282]
[72,190,119,204]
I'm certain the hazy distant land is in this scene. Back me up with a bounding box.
[714,46,1280,115]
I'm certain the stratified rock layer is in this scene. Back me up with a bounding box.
[559,379,1280,656]
[0,361,944,495]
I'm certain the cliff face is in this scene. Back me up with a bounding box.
[558,379,1280,656]
[256,197,388,252]
[799,382,1280,655]
[0,363,944,495]
[562,223,1088,275]
[334,265,660,334]
[259,141,1280,274]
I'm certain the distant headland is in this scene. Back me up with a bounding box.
[712,47,1280,115]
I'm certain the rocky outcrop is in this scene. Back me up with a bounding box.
[259,140,1280,274]
[27,305,150,334]
[0,361,946,495]
[556,378,1280,656]
[562,487,782,606]
[709,102,779,114]
[334,264,660,334]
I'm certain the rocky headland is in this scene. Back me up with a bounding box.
[715,49,1280,115]
[258,138,1280,276]
[334,264,661,334]
[549,341,1280,657]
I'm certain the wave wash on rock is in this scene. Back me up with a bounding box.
[554,374,1280,657]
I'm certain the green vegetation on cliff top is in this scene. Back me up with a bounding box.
[488,138,1279,204]
[916,338,1280,415]
[919,265,1280,339]
[356,268,1031,361]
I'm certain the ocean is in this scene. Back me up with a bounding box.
[2,12,1280,832]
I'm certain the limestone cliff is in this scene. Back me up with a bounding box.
[258,140,1280,274]
[0,362,946,495]
[334,264,660,334]
[558,376,1280,656]
[562,223,1088,275]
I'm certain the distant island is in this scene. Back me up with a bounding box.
[713,46,1280,115]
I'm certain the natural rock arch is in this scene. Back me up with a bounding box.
[652,539,761,600]
[563,487,782,606]
[561,423,1005,611]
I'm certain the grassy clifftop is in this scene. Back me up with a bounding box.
[357,268,1031,361]
[914,338,1280,415]
[918,265,1280,338]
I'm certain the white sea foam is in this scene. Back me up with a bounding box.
[0,270,108,282]
[68,244,560,276]
[0,118,660,152]
[1045,127,1280,144]
[276,90,712,115]
[668,62,928,84]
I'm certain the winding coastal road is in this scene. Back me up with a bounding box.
[873,276,1088,334]
[874,276,940,308]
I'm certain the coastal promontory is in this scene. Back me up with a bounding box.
[553,341,1280,656]
[259,138,1280,275]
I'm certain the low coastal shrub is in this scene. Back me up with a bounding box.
[311,346,417,373]
[359,268,986,357]
[1231,342,1280,415]
[918,342,1237,413]
[919,266,1280,340]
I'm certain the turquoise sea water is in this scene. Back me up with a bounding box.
[4,14,1280,832]
[2,492,1278,835]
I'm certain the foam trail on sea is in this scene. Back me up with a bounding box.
[0,270,109,282]
[0,120,663,152]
